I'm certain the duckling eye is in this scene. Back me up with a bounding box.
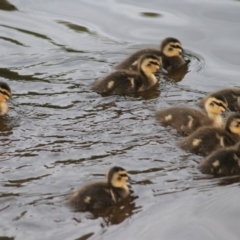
[168,48,173,51]
[117,177,122,181]
[210,102,214,106]
[147,63,152,66]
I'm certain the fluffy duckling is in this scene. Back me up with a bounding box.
[198,142,240,176]
[178,113,240,156]
[199,88,240,112]
[156,94,227,135]
[67,166,129,211]
[92,54,161,96]
[115,37,186,71]
[0,81,11,116]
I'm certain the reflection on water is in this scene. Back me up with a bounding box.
[57,21,94,35]
[0,0,17,11]
[86,195,139,226]
[140,12,162,18]
[1,0,240,239]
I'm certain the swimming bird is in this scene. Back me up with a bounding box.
[0,81,11,116]
[199,88,240,112]
[198,142,240,176]
[156,94,227,135]
[115,37,186,71]
[178,113,240,156]
[67,166,129,211]
[92,54,161,96]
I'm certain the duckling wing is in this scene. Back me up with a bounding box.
[162,55,186,70]
[156,107,210,135]
[115,49,161,70]
[178,127,228,156]
[67,182,115,211]
[198,148,240,176]
[92,71,141,95]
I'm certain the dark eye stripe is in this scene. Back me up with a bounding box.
[0,89,11,98]
[170,44,182,50]
[149,61,159,66]
[119,174,128,177]
[212,101,226,109]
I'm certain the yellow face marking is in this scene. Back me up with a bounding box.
[0,93,9,102]
[229,119,240,135]
[111,170,128,188]
[205,97,227,115]
[0,87,11,100]
[163,42,183,57]
[0,102,9,115]
[192,139,202,146]
[141,58,161,77]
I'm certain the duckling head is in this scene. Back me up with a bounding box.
[107,166,128,188]
[0,81,11,102]
[225,113,240,135]
[0,81,11,115]
[204,94,228,116]
[138,54,161,76]
[161,37,183,58]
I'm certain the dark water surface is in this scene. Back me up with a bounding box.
[0,0,240,239]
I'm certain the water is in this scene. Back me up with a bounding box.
[0,0,240,239]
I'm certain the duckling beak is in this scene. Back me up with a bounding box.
[160,66,168,74]
[224,107,231,113]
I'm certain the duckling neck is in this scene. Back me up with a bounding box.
[162,55,185,69]
[140,69,158,89]
[0,102,8,116]
[207,112,223,127]
[110,184,129,201]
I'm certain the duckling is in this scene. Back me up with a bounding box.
[178,113,240,156]
[0,81,11,116]
[67,166,129,211]
[199,88,240,112]
[115,37,186,71]
[92,54,161,96]
[156,94,227,135]
[198,142,240,176]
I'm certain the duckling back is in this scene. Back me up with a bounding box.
[67,181,115,211]
[198,143,240,176]
[156,107,213,136]
[92,70,142,95]
[116,49,161,71]
[178,127,238,156]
